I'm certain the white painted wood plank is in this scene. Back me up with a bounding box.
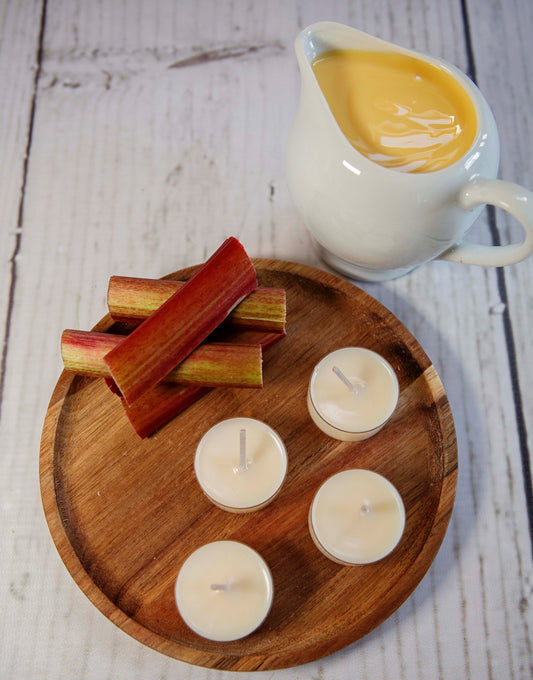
[467,0,533,490]
[463,3,533,678]
[1,0,532,678]
[0,0,47,669]
[0,0,43,365]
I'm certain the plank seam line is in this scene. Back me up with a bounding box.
[0,0,48,424]
[460,0,533,559]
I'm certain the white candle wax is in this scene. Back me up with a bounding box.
[194,417,287,512]
[308,347,399,441]
[309,469,405,565]
[175,541,273,641]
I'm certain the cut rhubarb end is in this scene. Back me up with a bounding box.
[61,329,118,378]
[122,384,210,438]
[107,276,286,332]
[104,237,258,405]
[61,329,262,388]
[106,277,179,322]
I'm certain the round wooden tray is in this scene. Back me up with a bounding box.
[40,259,457,671]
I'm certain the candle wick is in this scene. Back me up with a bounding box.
[360,503,371,516]
[332,366,365,394]
[210,583,231,591]
[238,428,248,471]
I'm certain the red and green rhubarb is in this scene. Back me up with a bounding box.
[103,237,258,404]
[60,237,288,437]
[107,276,286,332]
[62,329,263,388]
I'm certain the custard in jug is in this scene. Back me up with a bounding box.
[312,49,477,173]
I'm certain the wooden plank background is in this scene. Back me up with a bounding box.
[1,0,532,677]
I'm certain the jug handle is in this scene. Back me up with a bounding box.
[437,178,533,266]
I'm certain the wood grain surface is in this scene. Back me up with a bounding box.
[40,260,457,671]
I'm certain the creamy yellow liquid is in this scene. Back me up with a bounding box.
[312,49,477,173]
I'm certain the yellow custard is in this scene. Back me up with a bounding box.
[312,49,477,173]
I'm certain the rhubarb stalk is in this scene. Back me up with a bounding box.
[107,277,286,332]
[103,237,257,404]
[62,329,263,388]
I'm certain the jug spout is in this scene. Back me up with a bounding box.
[295,21,396,68]
[292,23,398,143]
[292,22,410,157]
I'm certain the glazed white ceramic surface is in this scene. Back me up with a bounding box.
[286,22,533,280]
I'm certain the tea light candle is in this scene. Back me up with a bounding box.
[308,347,399,441]
[194,417,287,512]
[175,541,273,641]
[309,469,405,565]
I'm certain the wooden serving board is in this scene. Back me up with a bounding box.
[39,260,457,671]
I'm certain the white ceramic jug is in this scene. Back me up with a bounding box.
[286,22,533,281]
